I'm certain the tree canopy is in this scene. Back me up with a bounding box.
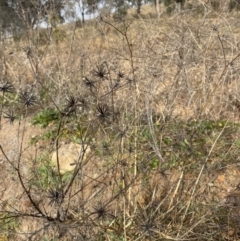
[0,0,64,36]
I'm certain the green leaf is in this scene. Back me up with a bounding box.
[236,139,240,147]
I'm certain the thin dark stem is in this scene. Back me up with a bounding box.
[103,62,115,122]
[63,122,91,197]
[0,92,4,130]
[55,118,64,188]
[217,33,227,68]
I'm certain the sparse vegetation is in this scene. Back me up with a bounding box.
[1,1,240,240]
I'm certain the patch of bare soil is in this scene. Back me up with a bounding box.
[0,119,42,197]
[0,118,47,239]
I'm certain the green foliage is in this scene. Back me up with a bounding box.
[32,153,73,190]
[13,32,25,42]
[0,0,64,34]
[0,212,19,234]
[33,154,58,189]
[113,5,129,19]
[0,92,17,108]
[235,139,240,148]
[43,129,58,140]
[3,10,240,240]
[32,108,60,128]
[52,28,67,44]
[61,172,73,183]
[132,120,240,170]
[150,158,159,169]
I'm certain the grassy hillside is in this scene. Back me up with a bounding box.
[1,3,240,240]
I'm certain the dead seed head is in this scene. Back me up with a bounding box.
[138,220,157,237]
[0,81,14,93]
[47,188,64,206]
[93,65,108,80]
[3,110,16,124]
[96,103,111,120]
[19,90,38,107]
[62,95,78,116]
[91,203,114,220]
[83,77,96,89]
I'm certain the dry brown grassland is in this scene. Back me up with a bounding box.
[2,3,240,240]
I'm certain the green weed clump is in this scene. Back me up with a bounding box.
[32,109,60,128]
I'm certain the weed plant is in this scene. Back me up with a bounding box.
[1,2,240,240]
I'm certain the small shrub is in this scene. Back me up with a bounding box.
[32,108,60,128]
[52,28,67,44]
[0,212,19,239]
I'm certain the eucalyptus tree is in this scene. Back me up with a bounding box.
[0,0,65,37]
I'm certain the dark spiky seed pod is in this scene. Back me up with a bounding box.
[96,104,111,120]
[19,90,37,107]
[0,81,14,93]
[91,203,114,220]
[47,188,64,206]
[3,110,16,124]
[84,77,96,89]
[62,95,78,116]
[139,220,157,237]
[93,65,108,80]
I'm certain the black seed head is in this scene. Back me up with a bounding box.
[139,219,157,236]
[91,203,114,220]
[93,65,108,80]
[84,77,96,89]
[139,219,156,237]
[3,110,16,124]
[0,81,14,93]
[47,188,64,206]
[96,104,111,120]
[19,90,37,107]
[62,95,78,116]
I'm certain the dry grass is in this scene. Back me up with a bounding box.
[1,3,240,240]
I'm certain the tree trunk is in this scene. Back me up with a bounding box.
[137,0,141,14]
[81,5,85,27]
